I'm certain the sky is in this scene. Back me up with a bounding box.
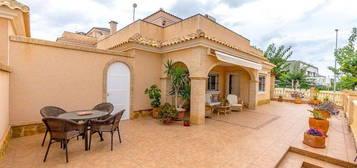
[20,0,357,77]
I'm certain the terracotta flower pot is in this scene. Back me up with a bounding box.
[152,107,159,118]
[310,100,320,105]
[294,98,302,104]
[175,108,186,121]
[278,98,283,102]
[309,117,329,135]
[315,110,330,119]
[303,132,326,148]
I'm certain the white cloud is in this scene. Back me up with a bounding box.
[20,0,357,76]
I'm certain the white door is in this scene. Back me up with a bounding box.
[107,63,130,120]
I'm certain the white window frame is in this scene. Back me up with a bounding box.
[207,73,219,91]
[258,75,266,93]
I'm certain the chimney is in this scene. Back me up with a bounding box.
[109,20,118,34]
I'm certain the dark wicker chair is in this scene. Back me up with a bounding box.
[40,106,66,146]
[89,110,124,151]
[92,102,114,141]
[42,117,86,163]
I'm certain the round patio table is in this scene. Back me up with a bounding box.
[57,110,110,151]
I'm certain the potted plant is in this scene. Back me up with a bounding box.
[291,91,304,104]
[144,84,161,118]
[303,128,326,148]
[309,110,329,135]
[310,95,320,105]
[165,60,190,121]
[278,95,283,102]
[313,101,339,119]
[183,119,190,126]
[158,103,178,124]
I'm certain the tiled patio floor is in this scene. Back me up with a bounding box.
[0,102,355,168]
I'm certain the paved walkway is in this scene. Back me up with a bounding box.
[0,102,355,168]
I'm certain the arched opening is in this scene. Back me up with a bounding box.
[106,62,131,120]
[165,61,191,120]
[206,62,254,111]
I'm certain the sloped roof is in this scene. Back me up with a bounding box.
[0,0,29,12]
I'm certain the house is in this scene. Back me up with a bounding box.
[286,60,326,86]
[0,0,275,144]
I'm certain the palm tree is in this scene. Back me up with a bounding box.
[264,43,293,80]
[164,60,190,109]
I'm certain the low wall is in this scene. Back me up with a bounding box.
[0,64,10,160]
[9,36,133,125]
[273,88,344,106]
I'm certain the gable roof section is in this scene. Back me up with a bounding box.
[143,9,182,22]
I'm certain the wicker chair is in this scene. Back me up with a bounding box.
[40,106,66,146]
[92,102,114,119]
[89,110,124,151]
[227,94,244,112]
[42,117,86,163]
[92,102,114,140]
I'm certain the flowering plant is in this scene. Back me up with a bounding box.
[307,128,324,136]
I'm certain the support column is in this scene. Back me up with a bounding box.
[270,74,275,99]
[190,77,207,125]
[160,77,168,104]
[248,80,258,109]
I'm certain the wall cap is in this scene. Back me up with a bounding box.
[9,36,132,58]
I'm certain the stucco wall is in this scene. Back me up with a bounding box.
[127,49,162,111]
[0,18,9,65]
[9,38,133,125]
[0,70,10,140]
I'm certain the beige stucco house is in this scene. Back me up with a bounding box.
[0,0,275,145]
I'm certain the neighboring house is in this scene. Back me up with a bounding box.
[286,60,327,86]
[0,0,274,134]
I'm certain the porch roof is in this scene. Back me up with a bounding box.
[215,51,262,70]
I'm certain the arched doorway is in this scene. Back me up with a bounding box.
[106,62,131,120]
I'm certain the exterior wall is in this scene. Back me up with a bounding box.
[9,38,133,125]
[0,18,9,65]
[127,49,162,111]
[0,70,10,141]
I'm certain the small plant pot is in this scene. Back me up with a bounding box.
[309,117,329,135]
[278,98,283,102]
[316,110,330,119]
[303,132,326,148]
[294,98,302,104]
[310,100,320,105]
[152,107,159,119]
[183,121,190,126]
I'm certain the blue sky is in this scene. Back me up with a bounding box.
[21,0,357,77]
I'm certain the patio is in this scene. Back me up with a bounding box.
[0,102,355,168]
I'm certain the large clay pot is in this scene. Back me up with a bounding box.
[278,98,283,102]
[175,108,186,121]
[152,107,159,118]
[303,132,326,148]
[316,110,330,119]
[294,98,302,104]
[309,117,329,135]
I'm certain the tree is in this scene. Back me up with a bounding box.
[331,28,357,90]
[164,60,190,109]
[263,43,293,80]
[281,64,311,90]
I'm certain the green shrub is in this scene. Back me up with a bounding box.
[158,103,178,121]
